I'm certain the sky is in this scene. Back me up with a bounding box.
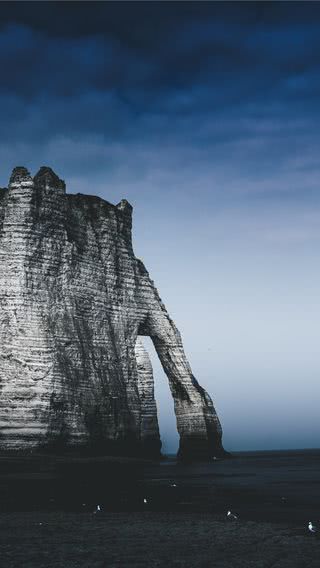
[0,1,319,453]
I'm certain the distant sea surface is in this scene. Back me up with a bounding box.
[156,449,320,524]
[0,448,319,524]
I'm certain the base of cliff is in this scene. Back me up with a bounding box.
[177,435,231,462]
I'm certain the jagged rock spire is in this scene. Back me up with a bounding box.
[116,199,133,213]
[34,166,65,192]
[9,166,33,187]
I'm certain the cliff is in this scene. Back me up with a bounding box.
[0,166,225,460]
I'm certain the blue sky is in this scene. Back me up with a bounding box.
[0,1,319,452]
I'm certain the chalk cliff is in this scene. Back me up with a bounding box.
[0,167,225,459]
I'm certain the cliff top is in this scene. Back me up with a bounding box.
[1,166,133,214]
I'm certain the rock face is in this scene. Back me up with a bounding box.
[0,167,225,459]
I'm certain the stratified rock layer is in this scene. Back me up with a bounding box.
[0,167,225,459]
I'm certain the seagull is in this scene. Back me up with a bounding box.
[143,498,148,505]
[170,483,177,488]
[94,504,101,514]
[227,510,238,520]
[308,521,317,533]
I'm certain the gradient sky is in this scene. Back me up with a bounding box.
[0,1,319,452]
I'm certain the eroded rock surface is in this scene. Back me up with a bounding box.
[0,167,225,459]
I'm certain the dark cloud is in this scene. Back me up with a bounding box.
[1,2,320,41]
[1,2,320,100]
[0,1,320,203]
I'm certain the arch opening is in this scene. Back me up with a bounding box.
[139,336,179,456]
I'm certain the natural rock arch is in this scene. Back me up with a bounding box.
[0,166,225,460]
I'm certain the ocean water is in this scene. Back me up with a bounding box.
[0,449,319,524]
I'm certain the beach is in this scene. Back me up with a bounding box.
[1,450,320,567]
